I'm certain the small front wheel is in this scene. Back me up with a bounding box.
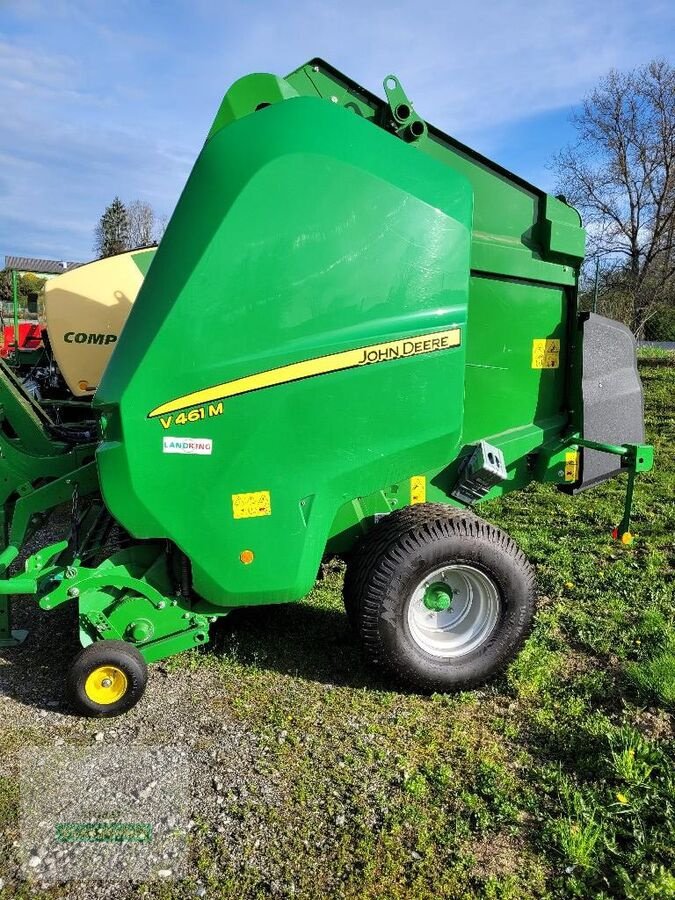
[67,640,148,717]
[348,505,536,692]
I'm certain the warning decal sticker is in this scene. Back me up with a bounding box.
[531,339,560,369]
[232,491,272,519]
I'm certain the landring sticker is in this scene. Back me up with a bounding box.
[162,437,213,455]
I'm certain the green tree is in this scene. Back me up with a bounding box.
[0,269,11,306]
[0,270,46,320]
[645,306,675,341]
[94,197,130,258]
[19,272,46,318]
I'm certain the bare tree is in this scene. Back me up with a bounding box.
[126,200,157,249]
[554,60,675,337]
[154,212,169,243]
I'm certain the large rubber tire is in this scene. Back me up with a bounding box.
[344,504,536,692]
[343,505,476,630]
[67,640,148,717]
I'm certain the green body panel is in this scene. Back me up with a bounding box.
[93,60,587,611]
[96,96,472,606]
[283,61,584,282]
[463,277,568,442]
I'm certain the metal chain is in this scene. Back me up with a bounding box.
[71,483,80,556]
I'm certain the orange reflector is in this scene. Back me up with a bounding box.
[239,549,254,565]
[621,532,633,545]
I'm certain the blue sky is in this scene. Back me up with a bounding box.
[1,0,674,263]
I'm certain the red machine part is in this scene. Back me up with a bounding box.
[0,324,43,358]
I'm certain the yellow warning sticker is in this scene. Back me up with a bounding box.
[564,451,579,482]
[232,491,271,520]
[410,475,426,505]
[531,339,560,369]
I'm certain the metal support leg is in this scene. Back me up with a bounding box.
[0,596,27,647]
[571,439,653,545]
[616,469,636,542]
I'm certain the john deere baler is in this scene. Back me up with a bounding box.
[0,60,652,715]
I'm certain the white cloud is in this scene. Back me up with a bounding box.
[176,0,674,134]
[1,0,673,260]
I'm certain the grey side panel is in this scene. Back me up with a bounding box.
[575,313,644,491]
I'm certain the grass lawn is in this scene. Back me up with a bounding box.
[1,359,672,900]
[174,357,674,900]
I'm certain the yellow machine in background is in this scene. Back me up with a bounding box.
[41,247,155,397]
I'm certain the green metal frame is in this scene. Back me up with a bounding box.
[11,269,19,355]
[0,356,96,646]
[573,438,654,537]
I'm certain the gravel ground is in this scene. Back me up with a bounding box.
[0,510,298,898]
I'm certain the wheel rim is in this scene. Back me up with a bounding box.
[84,665,128,705]
[407,564,501,658]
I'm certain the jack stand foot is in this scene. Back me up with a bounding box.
[0,628,28,647]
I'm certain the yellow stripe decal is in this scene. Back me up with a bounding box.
[148,327,461,419]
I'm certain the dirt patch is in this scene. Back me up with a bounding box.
[464,831,528,880]
[632,707,674,741]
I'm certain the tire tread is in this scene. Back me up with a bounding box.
[343,504,536,691]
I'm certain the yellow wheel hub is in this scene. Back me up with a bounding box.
[84,665,128,705]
